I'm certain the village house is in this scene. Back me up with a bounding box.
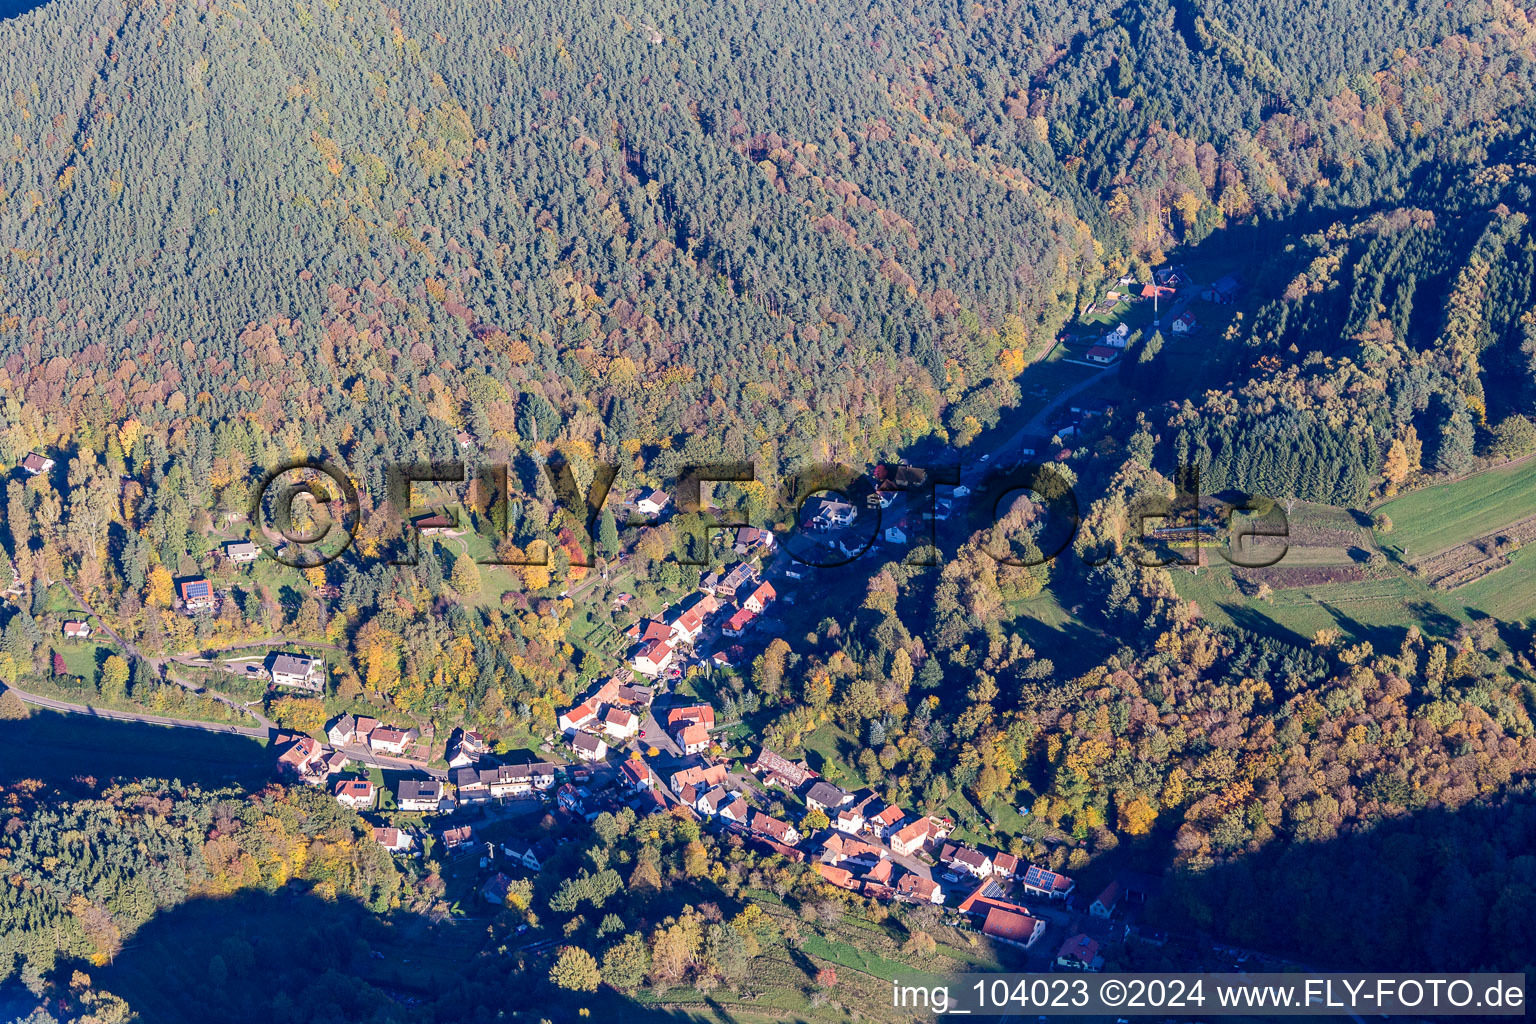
[455,430,474,449]
[178,577,216,612]
[453,766,491,804]
[668,705,715,730]
[276,736,324,776]
[713,561,758,599]
[1056,934,1104,972]
[61,621,91,639]
[223,540,260,563]
[992,851,1020,879]
[866,804,905,839]
[631,637,674,677]
[668,595,717,645]
[322,749,349,776]
[718,794,750,824]
[556,782,584,816]
[883,523,908,545]
[373,827,412,853]
[502,839,555,872]
[816,499,857,528]
[482,872,513,904]
[940,843,994,879]
[814,863,859,890]
[410,511,456,534]
[699,787,738,818]
[353,716,379,741]
[749,811,801,846]
[333,779,377,810]
[1020,864,1075,900]
[635,489,670,516]
[447,728,489,767]
[442,824,474,851]
[670,762,728,796]
[889,816,951,857]
[479,763,557,800]
[835,805,866,834]
[805,781,852,814]
[20,453,54,476]
[982,906,1046,948]
[602,706,639,740]
[398,779,443,813]
[327,714,358,746]
[750,747,817,791]
[820,833,886,866]
[620,758,658,791]
[742,581,776,614]
[895,873,945,905]
[1171,310,1199,335]
[616,682,654,707]
[733,526,775,554]
[572,731,608,761]
[1202,273,1241,304]
[268,651,321,692]
[1084,345,1120,366]
[369,726,417,755]
[1089,880,1122,919]
[722,606,756,636]
[676,722,710,755]
[558,700,599,735]
[626,618,673,645]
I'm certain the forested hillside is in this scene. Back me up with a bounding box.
[6,0,1536,1017]
[2,0,1534,494]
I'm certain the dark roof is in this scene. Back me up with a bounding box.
[398,779,442,801]
[805,781,850,808]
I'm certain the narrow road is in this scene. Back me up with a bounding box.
[963,365,1119,486]
[2,680,271,739]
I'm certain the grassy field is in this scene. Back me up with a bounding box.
[0,707,273,788]
[1173,561,1501,648]
[1375,458,1536,559]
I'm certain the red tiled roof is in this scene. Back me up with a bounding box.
[982,907,1041,943]
[667,705,715,729]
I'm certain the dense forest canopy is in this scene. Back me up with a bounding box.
[5,0,1536,1018]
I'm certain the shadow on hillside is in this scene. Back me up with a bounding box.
[1147,793,1536,971]
[0,706,274,790]
[74,887,701,1024]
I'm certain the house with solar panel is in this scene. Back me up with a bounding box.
[1019,863,1076,900]
[177,576,216,612]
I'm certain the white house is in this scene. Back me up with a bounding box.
[20,453,53,476]
[326,714,357,746]
[602,706,639,740]
[223,540,260,563]
[369,727,416,755]
[373,827,412,852]
[62,621,91,639]
[333,779,376,809]
[1172,311,1198,335]
[635,489,670,516]
[269,652,321,692]
[573,732,609,761]
[632,638,674,677]
[558,701,599,734]
[884,524,907,545]
[397,779,443,813]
